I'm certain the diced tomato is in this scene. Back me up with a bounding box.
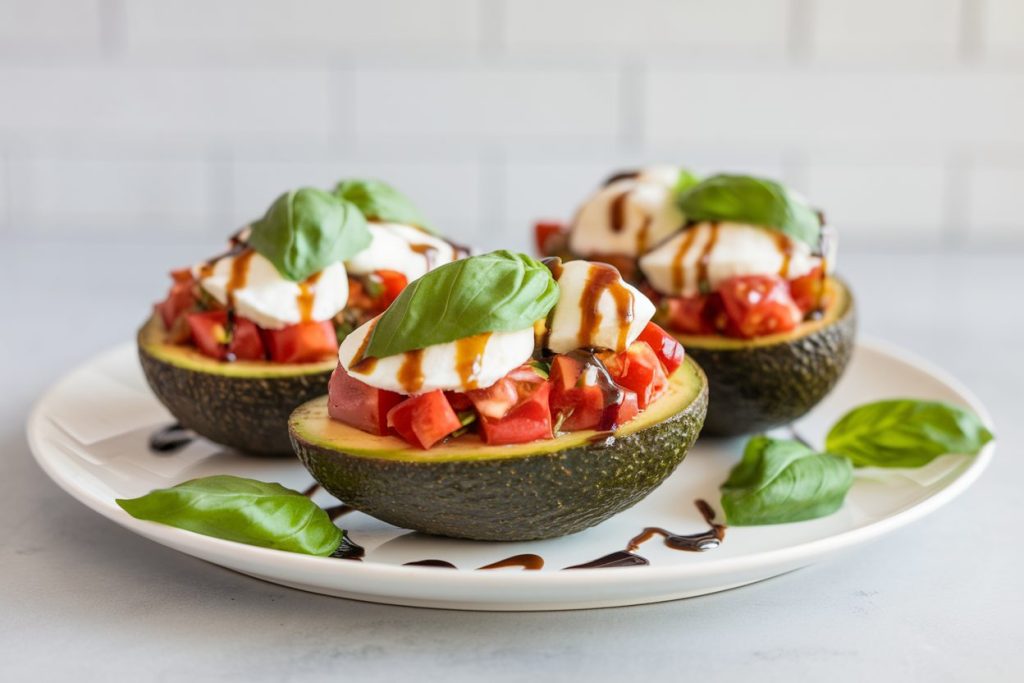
[346,277,374,310]
[604,341,669,409]
[549,355,595,430]
[466,378,520,420]
[547,356,611,431]
[789,266,824,315]
[550,355,583,393]
[328,366,404,436]
[263,321,337,364]
[637,322,685,374]
[505,364,548,384]
[479,382,553,445]
[186,311,265,361]
[548,351,645,432]
[558,384,605,432]
[718,275,803,339]
[664,295,713,335]
[534,220,566,256]
[465,363,547,420]
[156,269,198,330]
[444,391,474,412]
[387,390,462,449]
[373,269,408,309]
[609,389,639,428]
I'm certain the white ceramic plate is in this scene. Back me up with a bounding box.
[27,339,994,611]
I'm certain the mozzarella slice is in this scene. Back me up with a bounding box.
[546,260,655,354]
[338,319,536,394]
[196,251,348,330]
[639,222,824,298]
[568,166,685,259]
[345,223,459,282]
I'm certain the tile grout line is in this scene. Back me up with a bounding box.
[98,0,125,61]
[958,0,984,64]
[617,59,645,152]
[478,0,505,60]
[943,147,971,249]
[787,0,814,64]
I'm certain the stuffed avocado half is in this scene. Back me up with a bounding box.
[139,180,467,456]
[536,168,856,436]
[289,251,708,540]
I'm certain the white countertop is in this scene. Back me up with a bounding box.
[1,242,1019,682]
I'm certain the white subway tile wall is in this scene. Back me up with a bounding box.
[0,0,1019,248]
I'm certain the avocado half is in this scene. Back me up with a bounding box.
[671,278,856,437]
[137,314,335,456]
[289,357,708,541]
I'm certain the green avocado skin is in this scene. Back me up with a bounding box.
[291,385,708,541]
[688,303,856,437]
[138,344,332,457]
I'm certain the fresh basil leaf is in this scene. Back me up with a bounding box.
[334,178,434,234]
[248,187,370,282]
[825,399,994,468]
[721,437,853,525]
[677,174,821,247]
[116,475,342,556]
[675,168,701,194]
[364,250,559,359]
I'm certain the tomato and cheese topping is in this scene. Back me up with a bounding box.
[537,171,837,341]
[638,222,829,299]
[339,319,536,395]
[154,183,465,365]
[327,253,683,450]
[545,260,655,354]
[195,248,349,330]
[568,165,685,259]
[345,223,463,284]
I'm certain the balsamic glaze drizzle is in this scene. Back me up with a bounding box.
[626,500,725,553]
[403,559,457,569]
[330,532,365,561]
[148,423,195,454]
[564,551,650,569]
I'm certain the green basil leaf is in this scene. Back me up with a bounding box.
[364,250,558,359]
[825,399,994,468]
[677,174,821,247]
[675,168,701,194]
[116,475,342,556]
[249,187,370,282]
[334,178,434,234]
[721,437,853,525]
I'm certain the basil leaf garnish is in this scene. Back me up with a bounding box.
[825,400,994,468]
[677,174,821,247]
[248,187,370,282]
[721,437,853,526]
[334,178,434,234]
[116,475,342,556]
[675,168,701,194]
[364,250,558,359]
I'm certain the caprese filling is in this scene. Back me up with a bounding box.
[327,255,685,450]
[535,169,835,340]
[155,183,467,363]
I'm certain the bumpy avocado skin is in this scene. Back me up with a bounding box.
[290,384,708,541]
[688,301,856,437]
[138,342,332,457]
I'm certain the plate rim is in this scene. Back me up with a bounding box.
[26,336,996,591]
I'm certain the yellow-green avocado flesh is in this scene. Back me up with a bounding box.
[289,357,708,541]
[137,313,335,456]
[670,277,856,437]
